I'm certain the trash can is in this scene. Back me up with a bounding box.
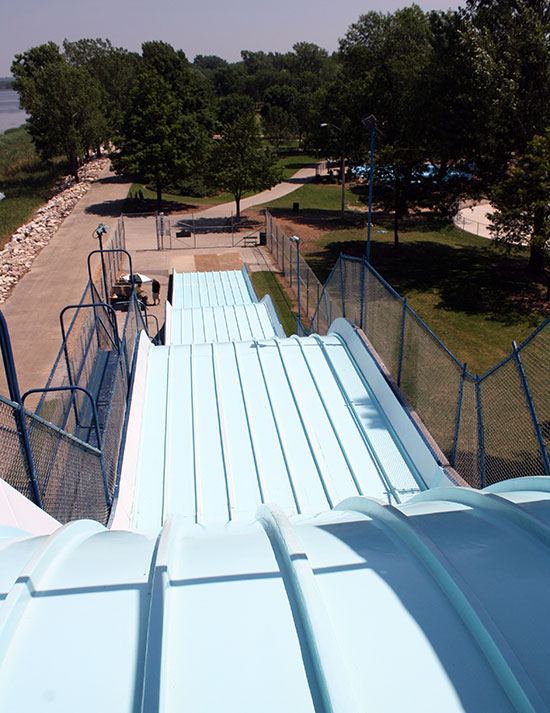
[259,231,266,245]
[293,202,299,212]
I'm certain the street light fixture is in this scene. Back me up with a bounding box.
[361,114,377,262]
[289,235,301,333]
[92,222,111,303]
[320,123,346,218]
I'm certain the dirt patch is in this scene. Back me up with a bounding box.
[194,253,243,272]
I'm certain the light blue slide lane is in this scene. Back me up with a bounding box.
[316,334,423,498]
[130,346,170,532]
[131,332,430,530]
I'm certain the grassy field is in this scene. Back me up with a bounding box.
[260,172,549,373]
[0,127,66,248]
[276,153,319,180]
[249,270,297,336]
[260,181,365,213]
[313,222,547,374]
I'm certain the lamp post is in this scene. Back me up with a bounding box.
[320,123,345,218]
[361,115,377,263]
[92,222,110,303]
[289,235,301,332]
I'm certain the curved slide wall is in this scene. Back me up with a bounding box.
[1,480,550,712]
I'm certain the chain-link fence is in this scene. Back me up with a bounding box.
[1,259,149,524]
[265,211,325,331]
[266,223,550,488]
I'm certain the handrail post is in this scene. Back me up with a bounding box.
[22,385,111,510]
[359,259,365,330]
[0,313,43,507]
[513,341,550,474]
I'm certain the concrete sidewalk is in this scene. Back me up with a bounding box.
[0,164,313,397]
[1,166,132,395]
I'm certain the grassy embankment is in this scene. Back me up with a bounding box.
[261,182,548,374]
[249,270,297,336]
[0,126,67,249]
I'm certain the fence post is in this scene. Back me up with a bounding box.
[362,257,370,334]
[306,269,310,321]
[0,313,42,508]
[397,298,407,387]
[289,239,293,288]
[450,363,467,467]
[339,255,346,318]
[359,259,366,330]
[513,341,550,474]
[475,374,486,488]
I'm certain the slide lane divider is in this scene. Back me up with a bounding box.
[336,495,544,713]
[232,341,265,503]
[273,338,334,508]
[253,341,301,514]
[257,505,361,713]
[211,343,233,521]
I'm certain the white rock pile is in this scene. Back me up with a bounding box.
[0,157,110,303]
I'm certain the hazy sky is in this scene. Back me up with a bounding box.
[2,0,462,76]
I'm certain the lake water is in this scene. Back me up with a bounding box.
[0,90,27,134]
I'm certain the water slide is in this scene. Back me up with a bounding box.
[0,268,548,712]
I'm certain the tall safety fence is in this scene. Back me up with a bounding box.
[265,211,324,334]
[1,217,149,525]
[287,246,550,489]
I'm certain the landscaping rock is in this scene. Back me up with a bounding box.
[0,157,109,303]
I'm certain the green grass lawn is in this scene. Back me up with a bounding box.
[260,181,365,213]
[250,270,297,336]
[306,220,546,374]
[0,127,67,248]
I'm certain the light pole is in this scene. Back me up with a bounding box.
[320,123,345,218]
[92,223,110,303]
[289,235,301,332]
[361,115,377,263]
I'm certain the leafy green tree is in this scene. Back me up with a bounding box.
[337,6,433,245]
[466,0,550,152]
[112,70,207,206]
[12,44,104,179]
[209,113,281,217]
[489,131,550,280]
[63,38,141,136]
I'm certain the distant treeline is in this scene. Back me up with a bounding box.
[10,2,550,237]
[0,77,13,90]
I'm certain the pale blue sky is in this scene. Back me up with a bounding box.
[2,0,461,76]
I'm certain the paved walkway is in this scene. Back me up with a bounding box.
[0,164,314,397]
[454,201,494,239]
[0,166,132,396]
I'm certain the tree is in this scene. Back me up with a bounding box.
[63,38,141,137]
[12,44,104,179]
[209,113,281,217]
[337,6,434,246]
[112,70,207,206]
[489,131,550,283]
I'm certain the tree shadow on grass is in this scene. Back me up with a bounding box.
[313,237,547,326]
